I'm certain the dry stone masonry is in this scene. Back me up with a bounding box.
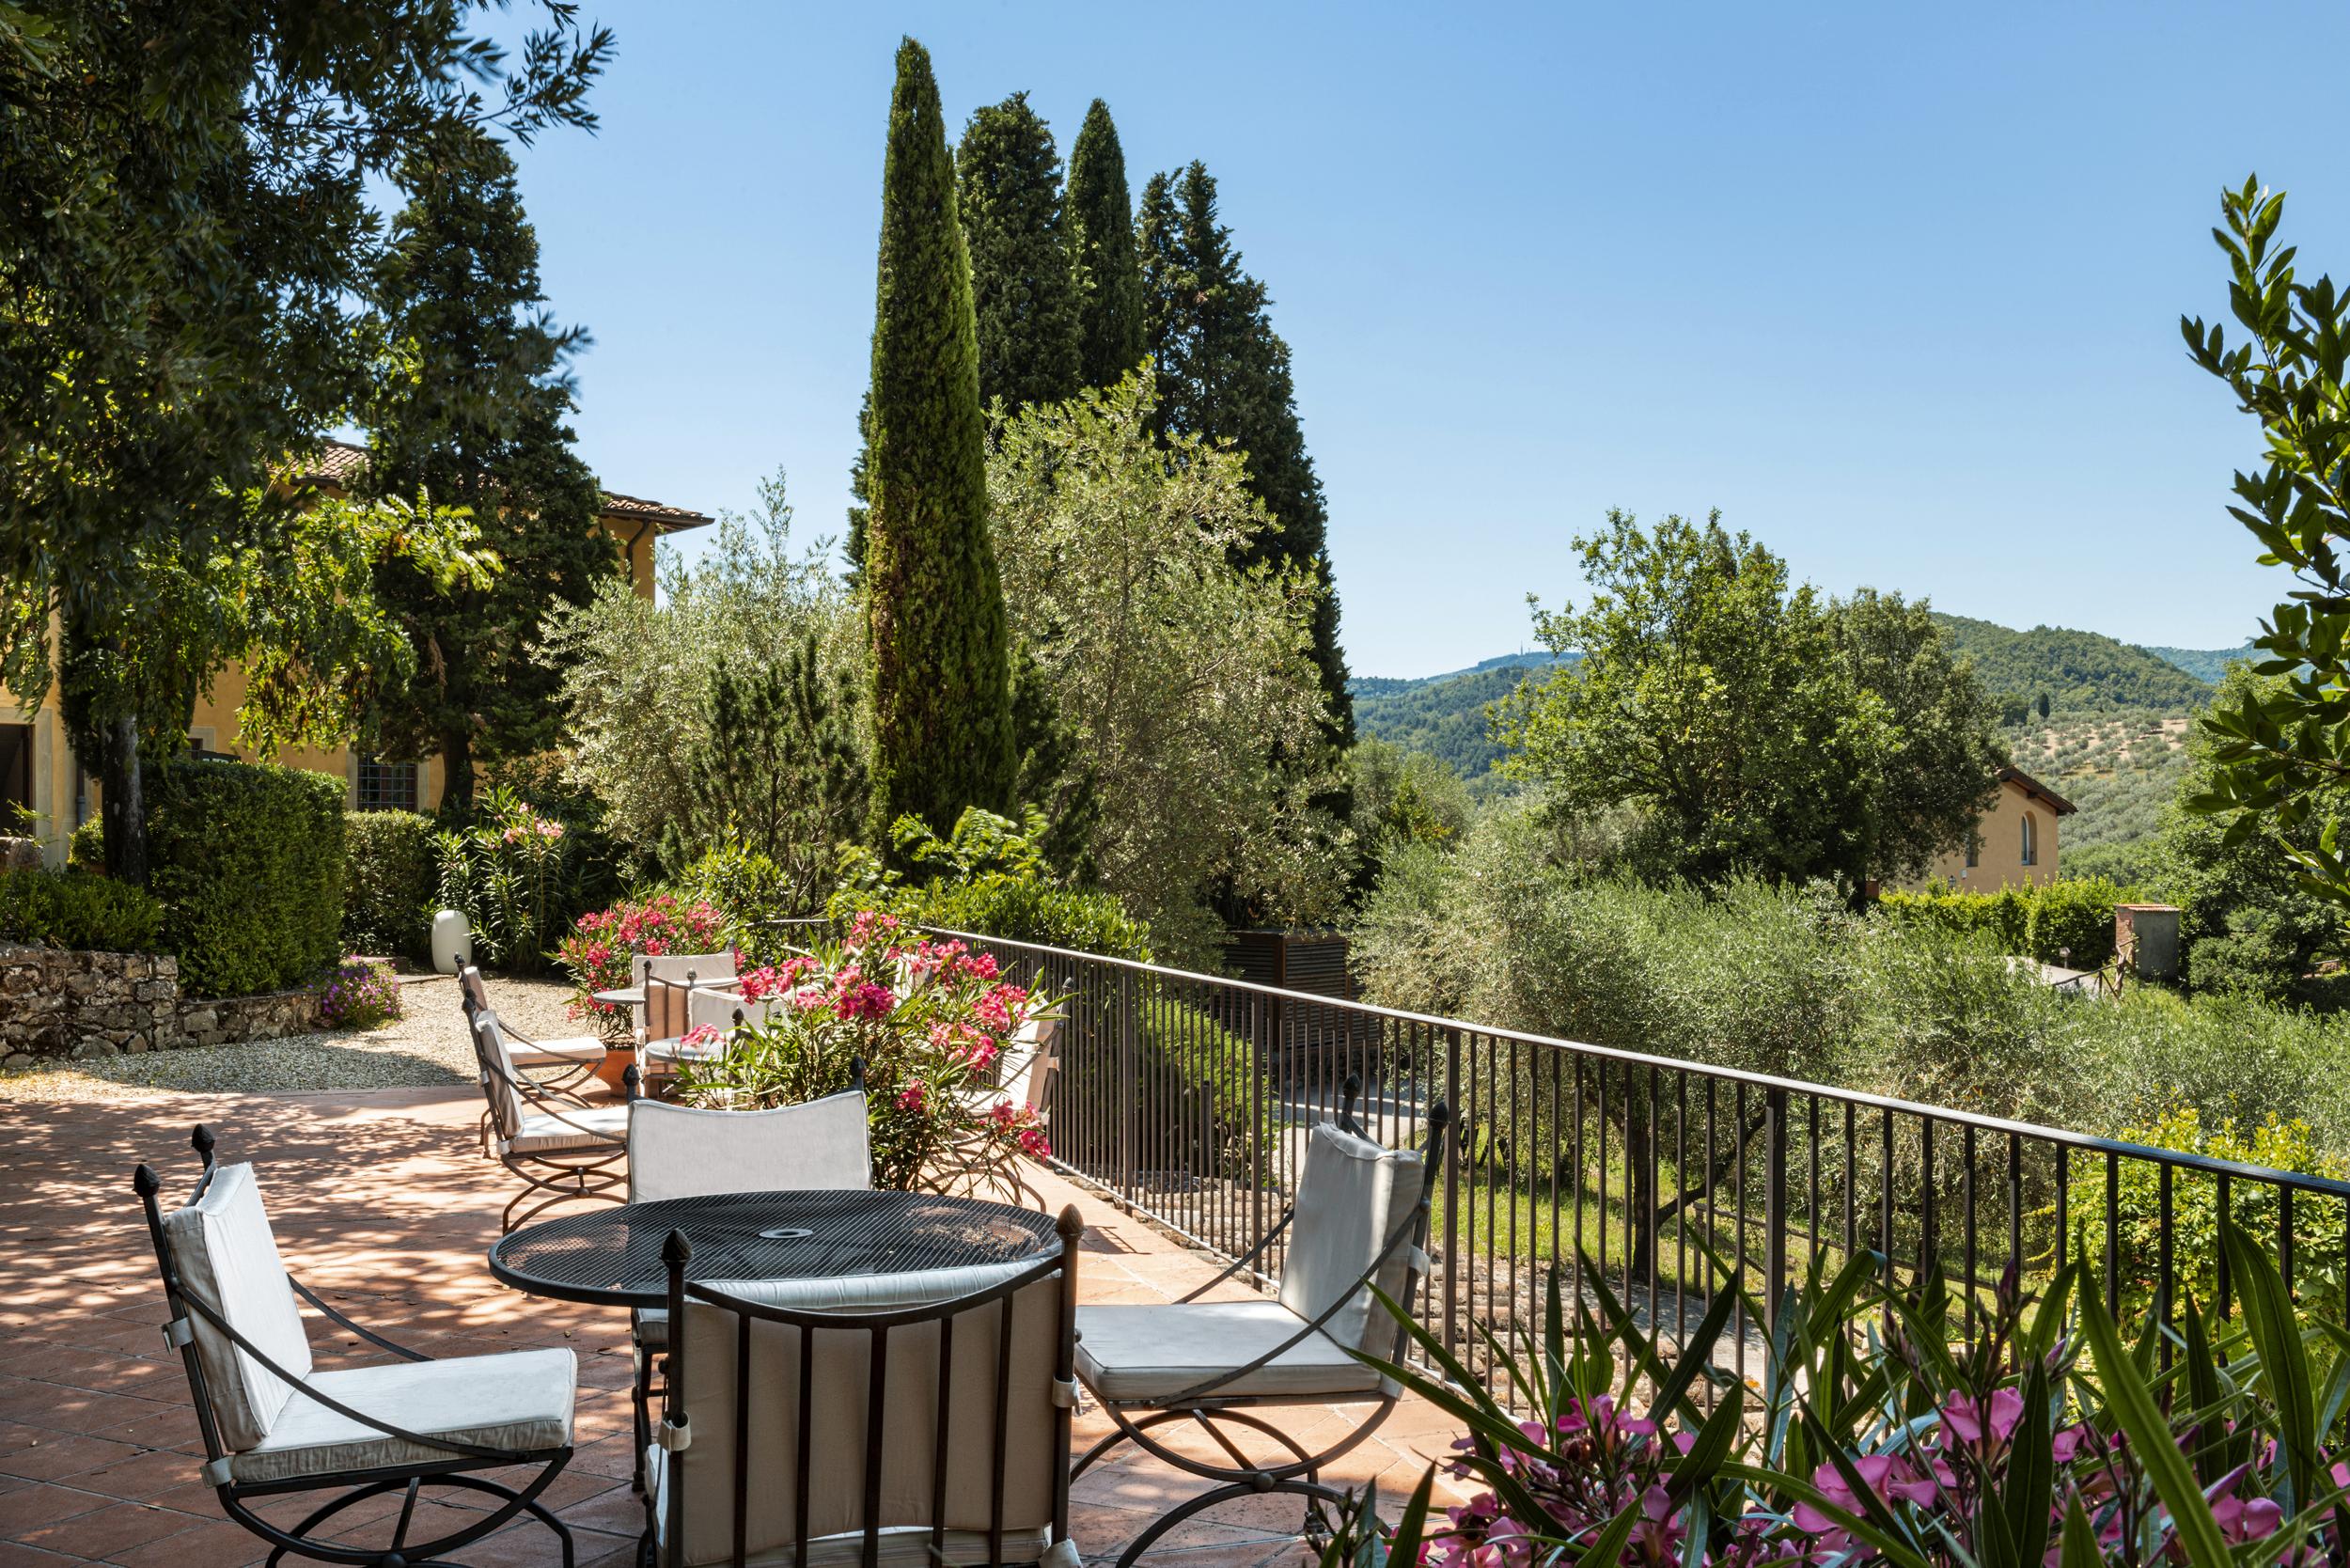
[0,942,324,1067]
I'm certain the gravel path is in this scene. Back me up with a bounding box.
[0,972,593,1102]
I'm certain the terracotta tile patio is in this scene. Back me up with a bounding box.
[0,1079,1466,1565]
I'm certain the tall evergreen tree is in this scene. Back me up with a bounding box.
[957,93,1081,414]
[1066,99,1146,389]
[365,126,614,810]
[1139,163,1353,741]
[862,38,1016,839]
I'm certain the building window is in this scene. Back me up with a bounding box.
[355,757,421,813]
[0,723,29,830]
[1965,835,1980,870]
[2020,812,2038,868]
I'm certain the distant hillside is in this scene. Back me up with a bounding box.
[1929,613,2214,715]
[1353,659,1566,779]
[2139,642,2257,685]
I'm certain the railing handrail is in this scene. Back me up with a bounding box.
[931,926,2350,1202]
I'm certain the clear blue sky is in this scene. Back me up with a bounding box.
[497,0,2350,680]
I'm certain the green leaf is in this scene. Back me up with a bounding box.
[2218,1218,2319,1511]
[2075,1276,2234,1567]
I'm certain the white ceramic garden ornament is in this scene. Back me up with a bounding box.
[431,909,471,975]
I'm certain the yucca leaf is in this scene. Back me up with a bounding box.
[2218,1218,2318,1512]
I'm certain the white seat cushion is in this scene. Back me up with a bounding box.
[1073,1299,1384,1403]
[503,1104,630,1155]
[509,1037,605,1068]
[229,1348,576,1484]
[648,1448,1056,1566]
[163,1163,313,1450]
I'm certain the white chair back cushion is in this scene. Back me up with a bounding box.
[472,1011,525,1142]
[668,1260,1064,1565]
[685,985,781,1036]
[162,1163,314,1451]
[996,1017,1059,1113]
[1277,1122,1425,1356]
[635,951,737,1041]
[628,1091,872,1203]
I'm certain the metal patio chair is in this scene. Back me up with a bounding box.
[634,950,738,1048]
[637,984,783,1091]
[1069,1080,1452,1567]
[457,964,604,1152]
[645,1209,1086,1567]
[133,1125,578,1568]
[472,1009,631,1232]
[938,1015,1060,1208]
[622,1072,872,1496]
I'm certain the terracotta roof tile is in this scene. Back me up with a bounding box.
[291,438,711,533]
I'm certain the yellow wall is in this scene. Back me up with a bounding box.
[2,512,663,866]
[1917,777,2065,892]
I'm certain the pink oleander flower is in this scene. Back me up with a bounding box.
[681,1024,720,1050]
[1941,1388,2025,1450]
[897,1081,926,1112]
[835,981,896,1022]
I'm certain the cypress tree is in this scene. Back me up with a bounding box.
[957,92,1081,413]
[1067,99,1145,389]
[366,125,612,808]
[862,38,1016,839]
[1139,162,1353,741]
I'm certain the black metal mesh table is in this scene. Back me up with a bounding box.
[488,1190,1062,1308]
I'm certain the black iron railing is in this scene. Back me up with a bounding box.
[940,929,2350,1397]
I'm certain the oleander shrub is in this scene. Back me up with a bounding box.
[316,956,404,1029]
[342,811,436,960]
[147,757,346,997]
[0,867,163,952]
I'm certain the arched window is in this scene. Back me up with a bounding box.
[1965,834,1980,870]
[2020,811,2038,868]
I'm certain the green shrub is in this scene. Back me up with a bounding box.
[429,786,588,973]
[342,811,435,960]
[0,867,163,952]
[147,757,346,997]
[668,841,805,960]
[66,815,102,871]
[2027,874,2129,968]
[1874,886,2029,951]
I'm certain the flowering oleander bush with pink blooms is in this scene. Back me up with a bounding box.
[555,892,731,1036]
[315,956,403,1029]
[1321,1218,2350,1567]
[672,912,1056,1191]
[430,785,585,974]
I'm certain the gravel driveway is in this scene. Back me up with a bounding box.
[0,971,595,1103]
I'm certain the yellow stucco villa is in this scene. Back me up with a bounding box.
[1917,764,2076,892]
[0,439,709,865]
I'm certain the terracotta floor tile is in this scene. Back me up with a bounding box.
[12,1501,193,1559]
[99,1516,264,1568]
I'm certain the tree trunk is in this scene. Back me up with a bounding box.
[441,726,474,814]
[100,712,148,888]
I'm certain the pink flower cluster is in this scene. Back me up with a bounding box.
[557,895,731,1021]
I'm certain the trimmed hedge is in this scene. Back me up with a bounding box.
[148,758,346,997]
[0,867,163,952]
[1876,877,2137,970]
[343,810,436,960]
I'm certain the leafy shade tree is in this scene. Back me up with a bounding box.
[956,93,1082,415]
[862,38,1016,841]
[0,1,608,884]
[540,469,857,863]
[366,126,614,809]
[1065,100,1145,390]
[1010,643,1100,882]
[2182,177,2350,910]
[1347,736,1474,891]
[1496,511,1998,890]
[1138,163,1352,741]
[987,374,1349,963]
[1825,588,2007,885]
[665,631,869,915]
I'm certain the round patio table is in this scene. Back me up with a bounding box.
[487,1189,1062,1309]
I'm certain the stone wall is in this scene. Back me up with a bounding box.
[0,943,324,1066]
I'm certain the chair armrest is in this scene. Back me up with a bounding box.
[289,1276,431,1362]
[1176,1208,1295,1303]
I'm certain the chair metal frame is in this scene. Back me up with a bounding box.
[470,1011,630,1233]
[133,1125,577,1568]
[1068,1079,1452,1568]
[647,1208,1084,1568]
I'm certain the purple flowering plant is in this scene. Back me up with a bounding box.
[316,956,402,1030]
[1320,1219,2350,1566]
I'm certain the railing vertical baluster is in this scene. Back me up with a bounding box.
[2280,1186,2295,1300]
[1120,968,1139,1203]
[1647,1067,1662,1333]
[2055,1145,2069,1275]
[2157,1162,2174,1372]
[1574,1057,1589,1321]
[1674,1071,1688,1360]
[1962,1123,1978,1336]
[1443,1027,1461,1366]
[2216,1172,2232,1318]
[1879,1110,1894,1292]
[1763,1087,1788,1336]
[2006,1134,2023,1295]
[2103,1152,2120,1317]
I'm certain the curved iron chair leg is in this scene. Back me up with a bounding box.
[235,1464,573,1567]
[263,1480,413,1564]
[1110,1478,1350,1568]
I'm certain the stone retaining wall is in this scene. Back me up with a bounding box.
[0,943,324,1066]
